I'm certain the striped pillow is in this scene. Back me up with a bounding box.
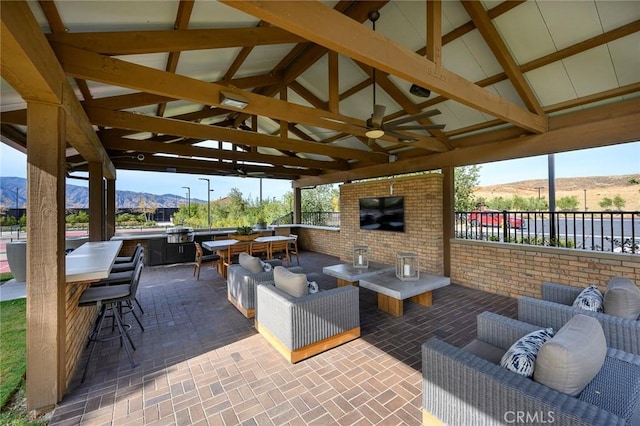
[572,285,604,312]
[500,328,554,378]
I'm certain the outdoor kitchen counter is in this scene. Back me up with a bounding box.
[66,240,123,283]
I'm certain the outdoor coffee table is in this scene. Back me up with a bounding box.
[359,271,451,317]
[322,261,395,287]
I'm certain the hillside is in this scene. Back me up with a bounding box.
[0,177,205,208]
[474,174,640,211]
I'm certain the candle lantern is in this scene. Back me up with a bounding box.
[396,252,419,281]
[353,245,369,269]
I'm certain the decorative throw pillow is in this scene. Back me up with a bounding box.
[273,266,308,297]
[534,314,606,396]
[239,252,262,274]
[572,285,603,312]
[260,260,273,272]
[307,281,319,294]
[604,277,640,319]
[500,328,554,378]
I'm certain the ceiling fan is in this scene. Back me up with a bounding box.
[362,11,445,143]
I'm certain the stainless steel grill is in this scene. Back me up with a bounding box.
[165,226,194,244]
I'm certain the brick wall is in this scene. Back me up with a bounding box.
[451,239,640,297]
[299,174,444,274]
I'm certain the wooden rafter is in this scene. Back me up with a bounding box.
[425,0,441,66]
[328,51,339,114]
[46,26,305,55]
[156,0,194,118]
[1,1,115,179]
[85,107,387,163]
[462,1,544,116]
[295,99,640,187]
[221,1,546,133]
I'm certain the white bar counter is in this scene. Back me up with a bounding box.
[66,240,123,283]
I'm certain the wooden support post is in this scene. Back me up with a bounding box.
[26,101,66,412]
[442,166,454,277]
[293,186,302,224]
[105,178,115,239]
[88,162,104,241]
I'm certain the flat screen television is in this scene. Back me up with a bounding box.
[359,196,405,232]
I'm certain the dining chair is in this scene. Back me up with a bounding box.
[269,240,290,266]
[222,242,250,278]
[193,241,220,280]
[288,234,300,266]
[250,241,270,259]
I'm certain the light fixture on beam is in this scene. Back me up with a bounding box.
[365,128,385,139]
[219,91,248,109]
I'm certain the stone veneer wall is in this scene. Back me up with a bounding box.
[339,174,444,274]
[450,239,640,297]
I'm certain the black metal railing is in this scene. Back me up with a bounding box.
[270,211,340,228]
[455,210,639,254]
[301,211,340,227]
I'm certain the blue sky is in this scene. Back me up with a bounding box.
[1,142,638,200]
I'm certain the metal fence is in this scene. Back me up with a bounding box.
[455,210,639,254]
[271,211,340,228]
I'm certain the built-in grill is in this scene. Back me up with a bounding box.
[165,226,194,244]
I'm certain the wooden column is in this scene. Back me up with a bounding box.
[293,187,302,224]
[26,101,66,412]
[442,166,454,277]
[105,178,115,239]
[88,162,104,241]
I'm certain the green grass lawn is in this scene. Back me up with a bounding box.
[0,298,26,407]
[0,272,14,283]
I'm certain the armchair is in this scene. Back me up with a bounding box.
[422,312,640,425]
[226,259,302,318]
[518,281,640,355]
[255,283,360,363]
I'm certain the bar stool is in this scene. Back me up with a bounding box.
[114,243,143,264]
[93,250,145,315]
[111,244,143,272]
[78,261,143,382]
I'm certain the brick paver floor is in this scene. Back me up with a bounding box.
[49,251,517,425]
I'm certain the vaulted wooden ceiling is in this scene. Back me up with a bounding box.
[1,0,639,187]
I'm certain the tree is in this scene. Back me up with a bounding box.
[613,195,626,210]
[556,196,579,211]
[455,165,481,211]
[599,197,613,210]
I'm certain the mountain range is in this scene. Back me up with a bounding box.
[0,176,205,209]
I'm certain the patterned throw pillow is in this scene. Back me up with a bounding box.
[500,328,554,378]
[572,285,604,312]
[260,261,273,272]
[307,281,319,294]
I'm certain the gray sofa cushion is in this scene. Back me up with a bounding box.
[604,277,640,320]
[239,252,262,274]
[273,266,307,297]
[534,314,607,396]
[463,339,505,364]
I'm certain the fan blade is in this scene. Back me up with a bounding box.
[384,109,441,127]
[384,129,418,142]
[387,124,446,131]
[371,104,386,128]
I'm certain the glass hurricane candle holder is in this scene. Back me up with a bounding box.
[396,252,419,281]
[353,245,369,269]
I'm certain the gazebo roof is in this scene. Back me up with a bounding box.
[1,1,639,186]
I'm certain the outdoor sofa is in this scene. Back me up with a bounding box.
[518,280,640,355]
[226,254,302,318]
[255,268,360,363]
[422,311,640,425]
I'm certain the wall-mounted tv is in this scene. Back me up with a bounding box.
[359,196,405,232]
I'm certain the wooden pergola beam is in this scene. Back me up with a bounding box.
[46,26,305,55]
[86,107,387,163]
[295,99,640,187]
[425,0,441,66]
[0,1,115,179]
[462,1,544,116]
[222,1,545,133]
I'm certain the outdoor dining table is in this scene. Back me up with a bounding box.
[201,236,294,275]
